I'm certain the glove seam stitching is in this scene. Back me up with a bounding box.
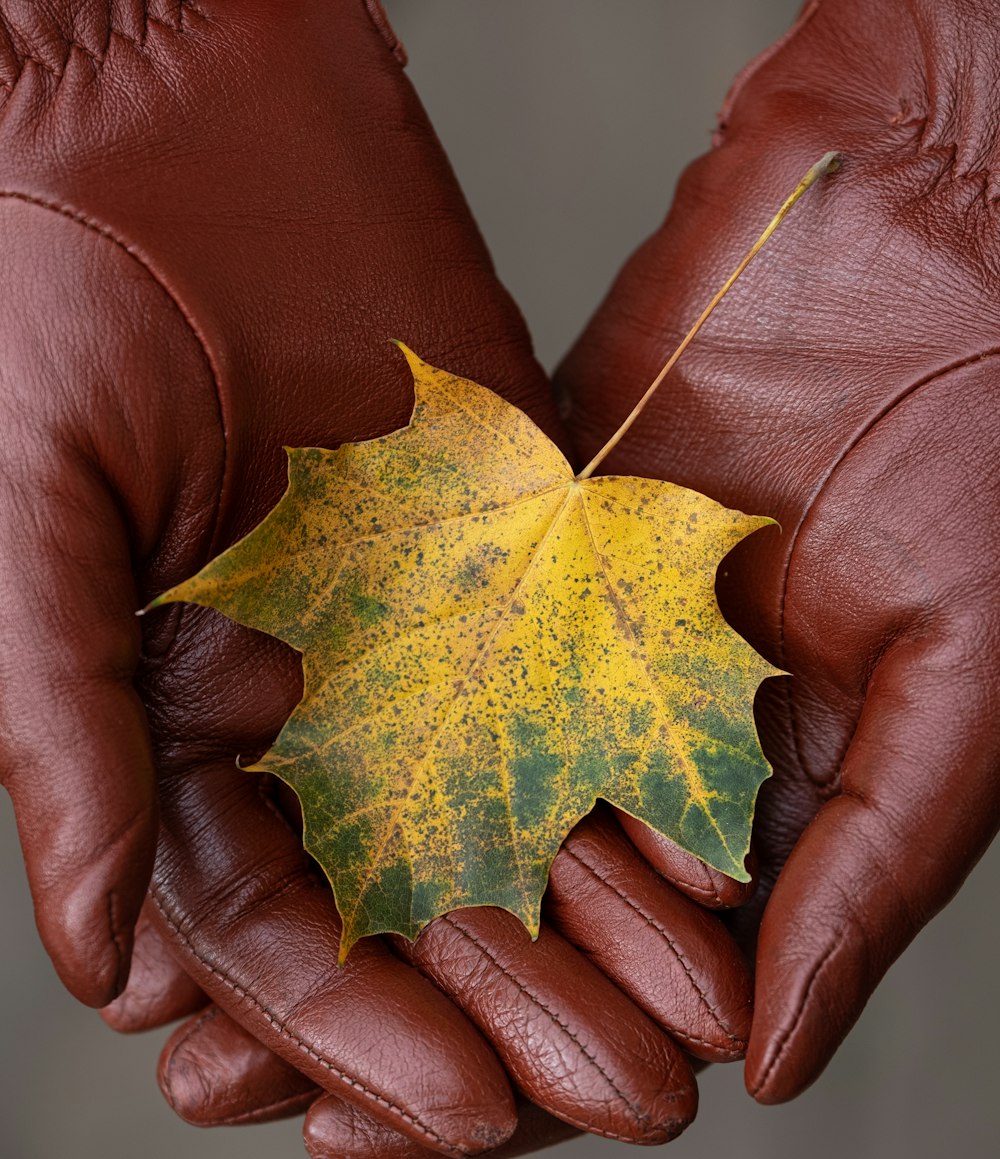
[560,845,743,1050]
[750,921,849,1097]
[148,890,466,1157]
[440,913,668,1134]
[780,349,1000,787]
[0,188,230,576]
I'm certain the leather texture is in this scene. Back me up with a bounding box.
[0,2,754,1154]
[119,804,749,1152]
[158,999,580,1156]
[556,0,1000,1106]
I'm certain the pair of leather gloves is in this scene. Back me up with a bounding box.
[2,1,997,1155]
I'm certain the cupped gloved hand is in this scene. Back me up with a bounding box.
[0,1,754,1153]
[555,0,1000,1106]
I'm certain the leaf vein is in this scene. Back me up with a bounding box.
[336,485,575,937]
[578,489,739,866]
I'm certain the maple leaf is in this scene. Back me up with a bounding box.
[151,153,837,960]
[152,347,775,958]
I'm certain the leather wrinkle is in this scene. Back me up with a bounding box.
[622,834,728,905]
[101,0,111,58]
[148,889,467,1157]
[164,1003,316,1125]
[86,799,156,869]
[0,190,228,568]
[195,859,321,926]
[438,913,664,1142]
[671,878,717,902]
[0,0,207,90]
[163,1002,222,1115]
[777,347,1000,791]
[63,435,144,573]
[107,887,126,991]
[835,785,930,933]
[213,1087,315,1126]
[256,774,296,830]
[558,845,743,1054]
[750,920,850,1098]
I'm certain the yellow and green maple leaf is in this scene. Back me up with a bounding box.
[153,346,776,959]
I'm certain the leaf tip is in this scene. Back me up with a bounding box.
[390,339,429,379]
[141,591,171,614]
[235,755,267,772]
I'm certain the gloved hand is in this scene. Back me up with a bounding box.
[555,0,1000,1106]
[105,805,750,1157]
[0,1,753,1153]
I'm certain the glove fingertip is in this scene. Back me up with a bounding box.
[158,1006,320,1127]
[101,903,208,1033]
[614,809,757,909]
[40,879,144,1008]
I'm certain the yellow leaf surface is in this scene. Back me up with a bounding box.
[154,346,777,959]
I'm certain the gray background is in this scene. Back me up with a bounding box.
[2,2,998,1156]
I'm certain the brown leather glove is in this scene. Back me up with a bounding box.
[106,806,750,1157]
[0,1,752,1153]
[555,0,1000,1107]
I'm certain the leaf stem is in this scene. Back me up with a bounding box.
[575,150,841,482]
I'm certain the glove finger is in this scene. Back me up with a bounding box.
[545,808,751,1061]
[396,905,697,1145]
[612,808,756,909]
[101,899,207,1032]
[747,639,1000,1103]
[0,454,156,1007]
[306,1093,579,1159]
[156,995,577,1156]
[159,1004,318,1126]
[150,757,515,1157]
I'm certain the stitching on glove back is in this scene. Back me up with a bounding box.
[439,913,663,1136]
[148,889,468,1157]
[560,844,744,1050]
[779,349,1000,790]
[0,189,229,578]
